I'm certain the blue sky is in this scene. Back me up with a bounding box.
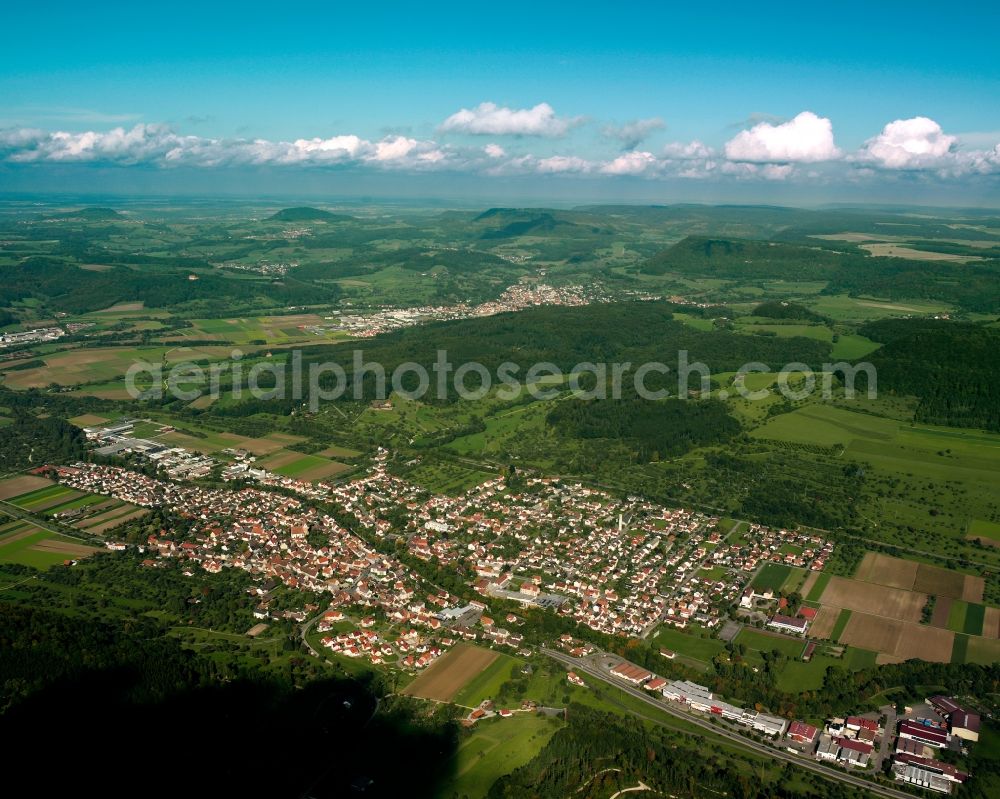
[2,1,999,204]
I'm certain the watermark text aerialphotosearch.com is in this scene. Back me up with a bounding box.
[126,349,877,411]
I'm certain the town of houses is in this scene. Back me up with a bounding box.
[45,444,989,793]
[53,443,837,657]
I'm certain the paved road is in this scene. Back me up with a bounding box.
[542,648,913,799]
[876,704,897,772]
[640,517,744,640]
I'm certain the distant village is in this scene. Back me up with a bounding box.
[306,282,607,338]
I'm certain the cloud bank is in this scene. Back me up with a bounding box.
[1,108,998,186]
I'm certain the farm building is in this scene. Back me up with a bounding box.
[928,696,981,742]
[950,711,980,743]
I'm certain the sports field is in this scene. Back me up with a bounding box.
[402,644,499,703]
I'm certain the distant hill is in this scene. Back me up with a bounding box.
[641,236,844,280]
[46,207,124,221]
[269,207,351,222]
[473,208,586,239]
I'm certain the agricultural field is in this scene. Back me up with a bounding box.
[257,450,351,481]
[750,402,1000,567]
[810,552,999,663]
[0,521,99,568]
[0,345,236,389]
[0,475,53,500]
[402,644,500,703]
[186,314,350,345]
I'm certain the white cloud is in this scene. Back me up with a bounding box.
[535,155,594,173]
[600,151,658,176]
[725,111,840,163]
[438,102,581,137]
[662,140,714,160]
[602,118,665,150]
[858,116,956,170]
[483,143,506,158]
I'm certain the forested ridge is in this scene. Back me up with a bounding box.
[642,236,1000,313]
[860,318,1000,431]
[0,256,340,313]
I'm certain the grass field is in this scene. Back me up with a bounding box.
[450,714,562,799]
[735,628,806,659]
[777,647,879,692]
[651,626,726,667]
[830,608,853,640]
[452,652,521,707]
[968,518,1000,544]
[751,563,792,593]
[397,460,496,495]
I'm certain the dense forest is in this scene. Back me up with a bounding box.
[289,301,833,402]
[547,396,740,461]
[860,318,1000,431]
[0,414,86,470]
